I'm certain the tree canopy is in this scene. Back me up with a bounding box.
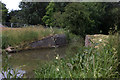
[0,1,8,23]
[2,2,120,36]
[18,2,49,25]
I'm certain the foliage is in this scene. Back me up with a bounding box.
[42,2,68,27]
[42,2,55,26]
[53,3,107,36]
[1,2,120,36]
[85,3,106,34]
[59,3,96,36]
[34,35,119,78]
[43,2,120,36]
[65,30,84,44]
[2,2,119,36]
[100,2,120,34]
[17,2,49,25]
[117,32,120,73]
[8,10,23,23]
[0,1,8,23]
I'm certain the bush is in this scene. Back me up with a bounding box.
[65,30,84,44]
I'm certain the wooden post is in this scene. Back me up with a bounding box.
[24,24,26,27]
[11,23,13,28]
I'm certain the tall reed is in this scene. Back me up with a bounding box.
[2,26,65,49]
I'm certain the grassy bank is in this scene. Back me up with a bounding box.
[34,33,120,78]
[2,26,65,49]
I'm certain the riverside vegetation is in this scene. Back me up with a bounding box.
[1,2,120,78]
[34,33,120,78]
[1,25,65,78]
[2,25,65,49]
[2,26,120,78]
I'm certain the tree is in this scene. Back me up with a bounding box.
[42,2,55,26]
[101,2,120,33]
[53,3,114,36]
[0,1,8,23]
[53,3,105,36]
[43,2,120,36]
[83,3,106,34]
[8,10,23,23]
[63,3,97,36]
[42,2,68,27]
[19,2,48,25]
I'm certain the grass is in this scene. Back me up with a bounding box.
[2,25,65,49]
[34,33,120,78]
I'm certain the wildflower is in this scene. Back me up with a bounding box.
[56,54,59,59]
[56,56,58,59]
[99,39,102,42]
[112,47,116,51]
[56,67,59,71]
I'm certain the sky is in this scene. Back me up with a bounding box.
[1,0,22,12]
[1,0,120,12]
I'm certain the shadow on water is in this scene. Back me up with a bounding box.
[5,45,71,78]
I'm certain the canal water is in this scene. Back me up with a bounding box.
[6,44,77,78]
[2,41,82,78]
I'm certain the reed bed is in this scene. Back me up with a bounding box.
[2,26,65,49]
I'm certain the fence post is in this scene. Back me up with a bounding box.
[24,24,26,27]
[11,23,13,28]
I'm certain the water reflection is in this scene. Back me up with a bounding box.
[7,46,68,78]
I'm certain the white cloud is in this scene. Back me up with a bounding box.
[1,0,22,12]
